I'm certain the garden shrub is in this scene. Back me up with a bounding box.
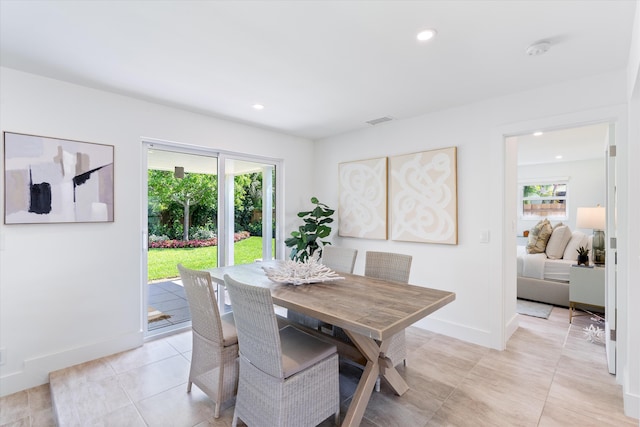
[148,231,251,249]
[191,227,217,240]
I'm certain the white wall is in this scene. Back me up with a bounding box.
[315,69,627,348]
[0,67,315,396]
[622,0,640,418]
[517,158,606,236]
[314,68,638,418]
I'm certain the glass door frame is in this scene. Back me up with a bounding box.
[141,139,285,337]
[218,152,285,266]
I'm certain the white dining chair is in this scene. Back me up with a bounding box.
[224,274,340,427]
[364,251,411,369]
[178,264,238,418]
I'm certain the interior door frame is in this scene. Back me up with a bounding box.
[605,123,617,374]
[497,105,625,357]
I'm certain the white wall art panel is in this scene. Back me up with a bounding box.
[338,157,387,239]
[390,147,458,244]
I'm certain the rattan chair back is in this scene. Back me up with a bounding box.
[178,264,224,344]
[177,264,239,418]
[364,251,412,283]
[224,274,284,378]
[321,246,358,274]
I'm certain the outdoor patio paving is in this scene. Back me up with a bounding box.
[147,276,281,333]
[147,280,192,331]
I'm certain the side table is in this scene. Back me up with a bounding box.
[569,265,605,323]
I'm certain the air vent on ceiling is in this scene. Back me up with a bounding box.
[366,116,393,126]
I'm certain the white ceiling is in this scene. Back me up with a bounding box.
[515,122,609,166]
[0,0,635,148]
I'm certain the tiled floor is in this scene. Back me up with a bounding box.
[1,306,637,427]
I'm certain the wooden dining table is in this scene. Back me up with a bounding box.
[206,261,455,427]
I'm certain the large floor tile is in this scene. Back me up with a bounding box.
[135,383,218,427]
[465,359,553,403]
[405,343,479,392]
[105,339,181,374]
[0,390,29,425]
[539,396,638,427]
[72,376,131,424]
[87,403,146,427]
[164,331,193,354]
[117,355,190,402]
[545,371,635,425]
[434,383,544,427]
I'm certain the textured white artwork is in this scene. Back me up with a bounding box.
[338,157,387,239]
[390,147,458,244]
[4,132,114,224]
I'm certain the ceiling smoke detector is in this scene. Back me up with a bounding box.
[526,41,551,56]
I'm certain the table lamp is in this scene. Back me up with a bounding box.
[576,206,606,265]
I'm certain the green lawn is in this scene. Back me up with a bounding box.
[147,236,271,281]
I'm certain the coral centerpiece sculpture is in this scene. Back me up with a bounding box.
[263,254,343,285]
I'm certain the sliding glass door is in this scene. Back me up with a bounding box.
[220,157,276,266]
[145,147,219,334]
[143,142,282,336]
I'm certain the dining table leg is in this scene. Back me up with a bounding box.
[342,331,410,427]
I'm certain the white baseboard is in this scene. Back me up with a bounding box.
[413,316,498,349]
[505,312,519,342]
[0,331,143,397]
[624,389,640,420]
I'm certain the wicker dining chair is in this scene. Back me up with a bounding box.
[321,245,358,275]
[286,245,358,330]
[177,264,239,418]
[333,251,412,391]
[364,251,411,368]
[224,274,340,427]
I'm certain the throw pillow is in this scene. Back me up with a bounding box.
[526,219,553,254]
[563,231,587,261]
[546,225,572,259]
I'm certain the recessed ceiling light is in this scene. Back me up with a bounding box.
[555,155,563,159]
[252,104,264,110]
[416,29,437,42]
[533,131,543,136]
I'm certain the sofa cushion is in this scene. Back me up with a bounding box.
[526,219,553,254]
[546,225,572,259]
[563,231,588,261]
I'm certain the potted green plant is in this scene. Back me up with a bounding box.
[576,246,590,266]
[284,197,335,262]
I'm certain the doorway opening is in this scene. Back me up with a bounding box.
[505,120,616,372]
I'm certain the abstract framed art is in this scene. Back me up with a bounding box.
[389,146,458,244]
[4,132,114,224]
[338,157,387,239]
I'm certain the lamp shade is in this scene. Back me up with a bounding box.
[576,206,605,230]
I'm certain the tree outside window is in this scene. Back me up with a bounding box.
[521,182,568,219]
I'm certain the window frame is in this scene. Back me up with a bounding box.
[518,177,569,220]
